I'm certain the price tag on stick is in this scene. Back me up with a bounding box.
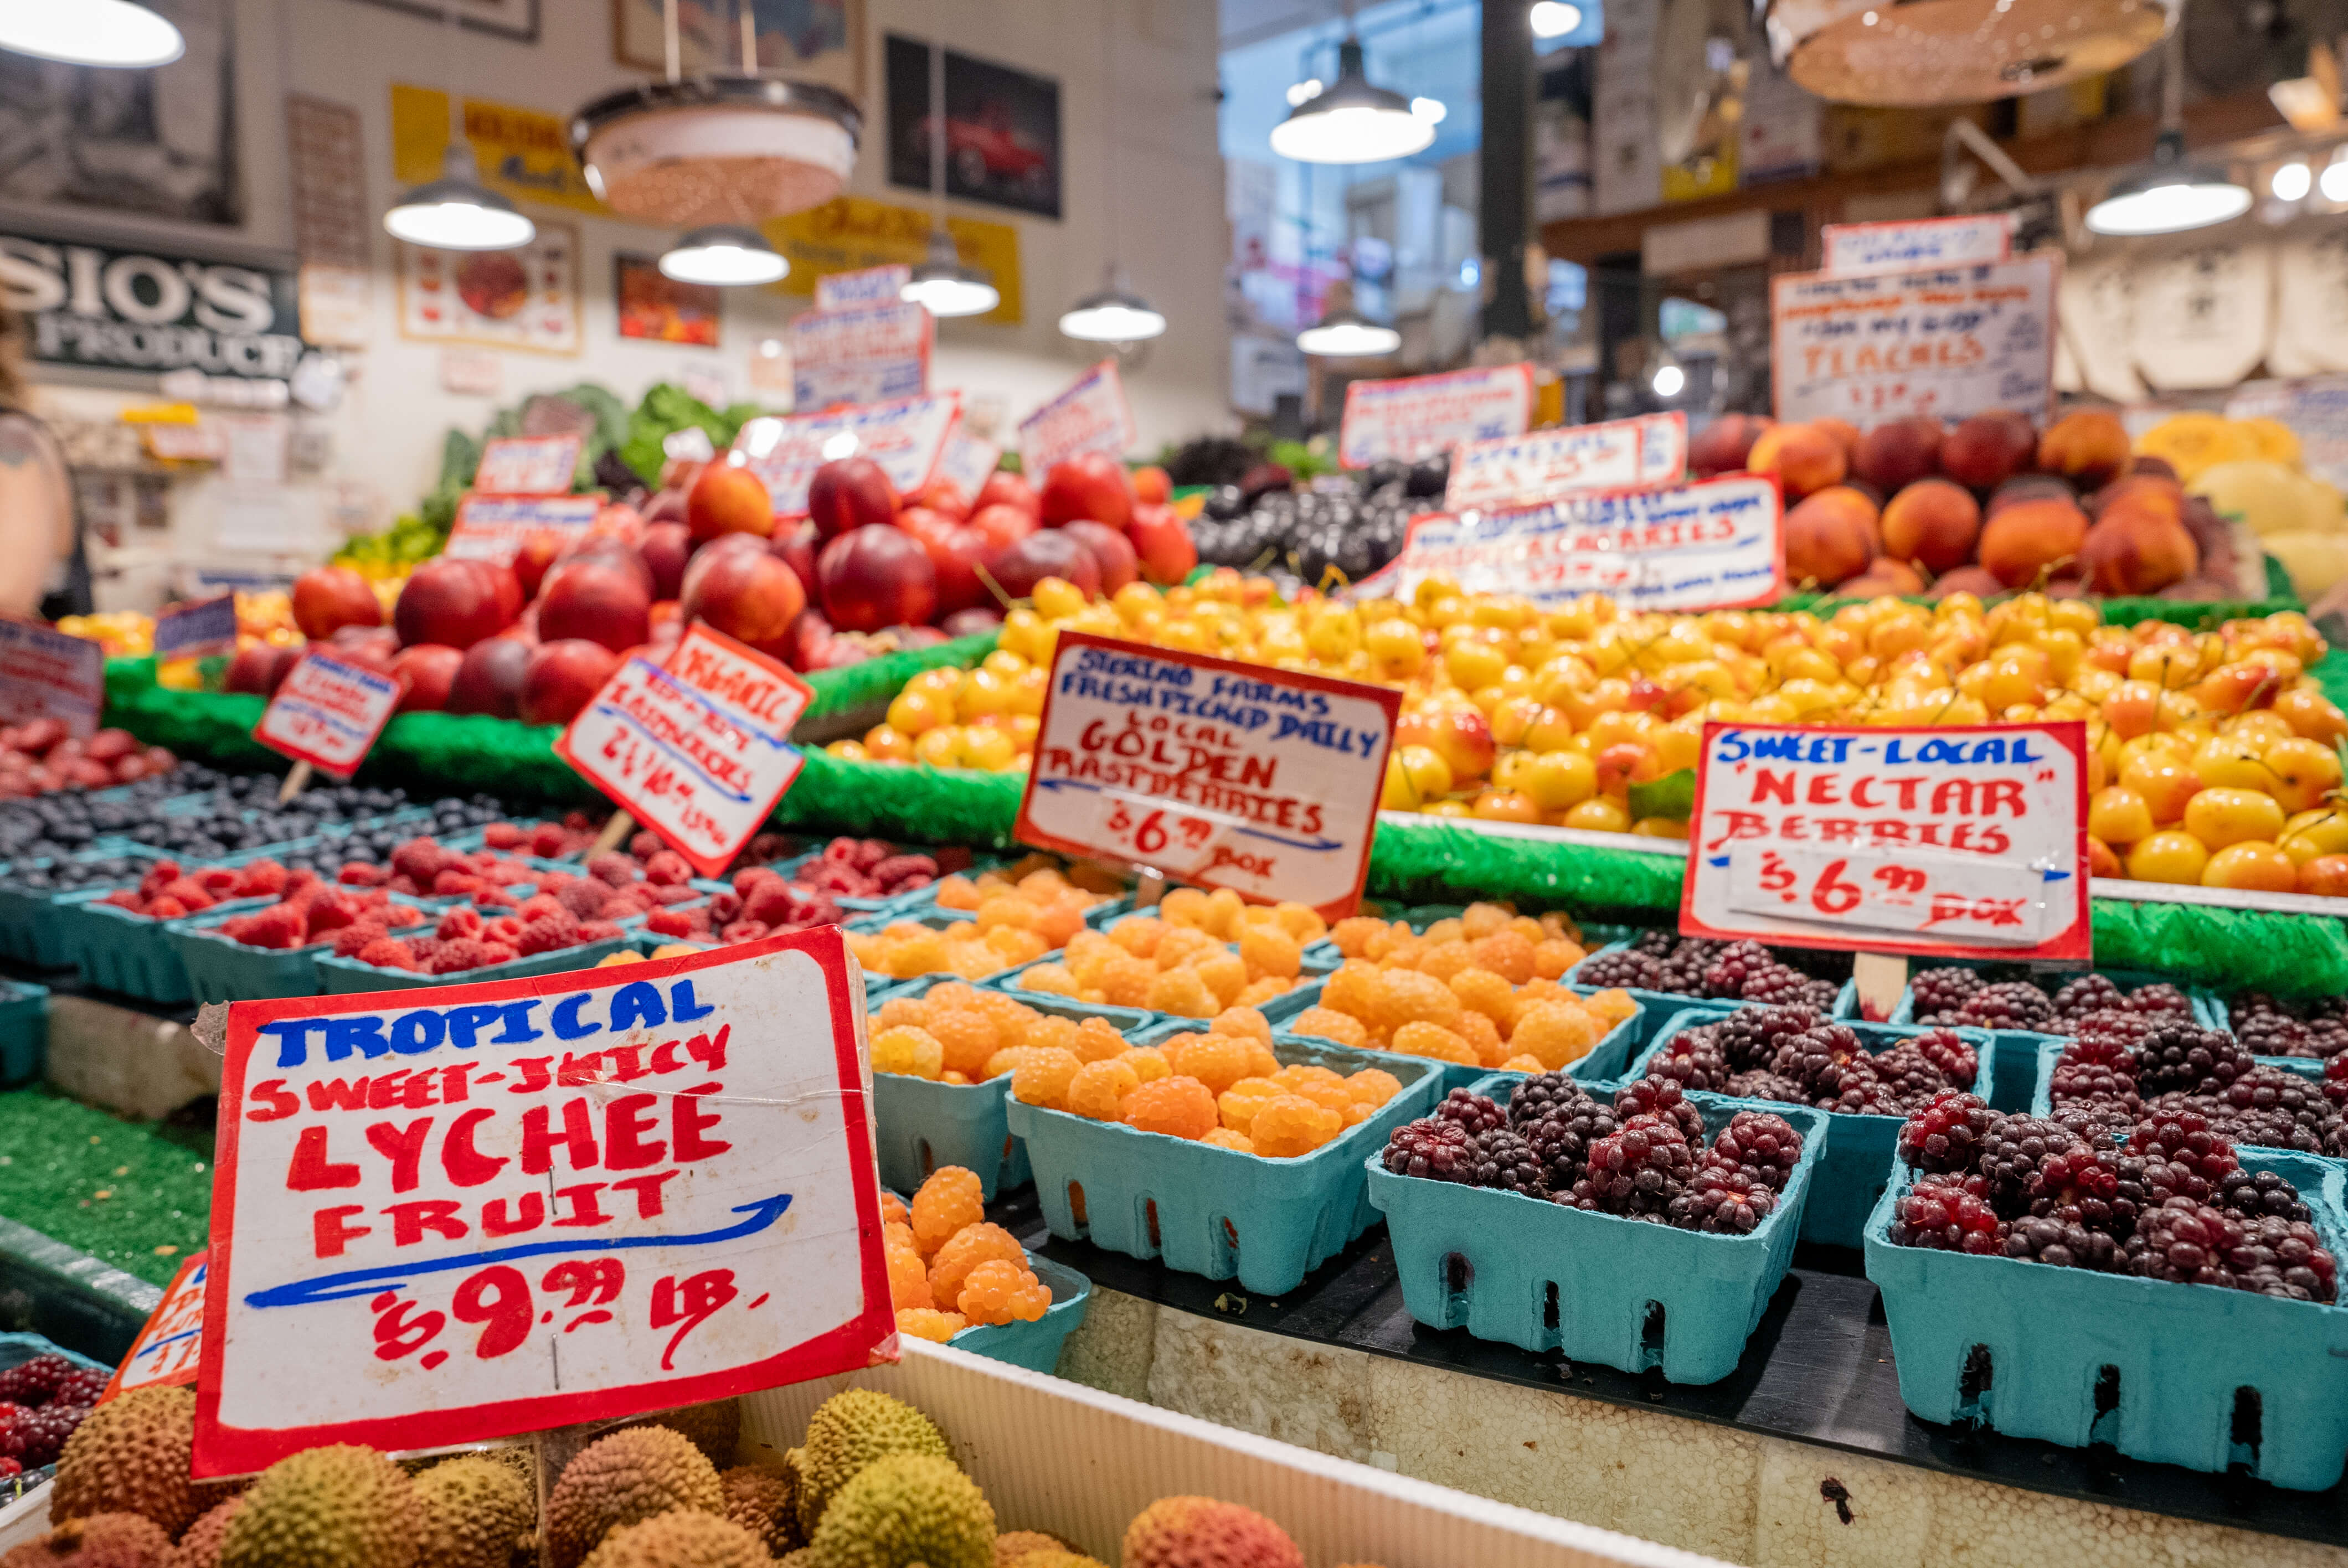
[192,935,892,1475]
[473,434,583,496]
[102,1250,208,1402]
[252,650,404,781]
[1013,632,1399,921]
[0,617,104,737]
[555,625,814,880]
[153,596,240,663]
[1679,720,2090,962]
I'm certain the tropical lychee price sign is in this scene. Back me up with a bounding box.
[251,649,404,780]
[1680,719,2090,962]
[1014,632,1399,921]
[555,625,815,879]
[193,933,892,1475]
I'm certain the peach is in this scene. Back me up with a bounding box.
[1976,496,2087,589]
[390,644,462,713]
[446,636,531,719]
[1940,411,2038,492]
[291,566,382,641]
[1852,417,1943,495]
[2078,507,2198,597]
[1878,478,1981,574]
[2038,410,2130,489]
[1783,486,1880,587]
[518,639,621,726]
[1987,474,2076,517]
[1814,417,1862,462]
[2089,473,2185,525]
[1927,565,2005,600]
[536,556,653,653]
[1688,413,1772,476]
[1841,560,1925,597]
[1747,422,1848,500]
[687,459,776,542]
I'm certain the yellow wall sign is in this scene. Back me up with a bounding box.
[761,197,1023,326]
[391,84,606,217]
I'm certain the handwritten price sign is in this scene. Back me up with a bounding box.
[445,493,603,568]
[193,933,892,1475]
[0,617,104,737]
[153,596,240,662]
[102,1250,208,1401]
[1017,359,1136,478]
[1680,720,2090,962]
[555,625,813,879]
[1014,632,1398,921]
[252,650,404,780]
[1444,411,1685,511]
[474,434,583,496]
[734,394,960,519]
[1770,254,2059,426]
[1337,364,1534,469]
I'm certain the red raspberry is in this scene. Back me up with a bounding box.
[740,877,797,929]
[475,888,519,910]
[647,909,697,937]
[436,906,483,941]
[146,896,187,920]
[390,838,449,884]
[432,869,484,898]
[487,916,523,945]
[137,860,182,899]
[387,875,424,895]
[576,920,623,942]
[282,870,321,903]
[642,850,691,885]
[630,830,663,859]
[709,890,742,922]
[557,880,613,919]
[531,824,569,857]
[482,822,526,849]
[720,920,770,944]
[337,863,390,887]
[196,866,240,895]
[236,905,305,949]
[429,938,491,973]
[356,937,418,970]
[479,942,519,964]
[304,890,361,936]
[332,921,388,957]
[587,852,636,887]
[518,894,567,924]
[101,889,142,912]
[477,859,532,886]
[385,903,427,929]
[233,859,288,897]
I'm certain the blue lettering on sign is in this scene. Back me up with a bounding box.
[1714,728,2045,769]
[260,978,714,1070]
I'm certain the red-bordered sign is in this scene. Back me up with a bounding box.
[1012,631,1399,922]
[1771,252,2061,427]
[1017,359,1136,478]
[1820,214,2015,276]
[1679,719,2091,963]
[251,649,405,780]
[0,615,104,738]
[101,1249,207,1401]
[193,932,891,1476]
[1337,364,1535,470]
[474,434,583,496]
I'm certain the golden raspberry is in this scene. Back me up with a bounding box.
[1170,1034,1258,1097]
[1449,967,1514,1022]
[929,981,982,1008]
[1203,888,1247,937]
[1016,963,1083,999]
[1390,1020,1476,1064]
[975,894,1037,933]
[1361,922,1409,961]
[874,994,931,1030]
[1122,1076,1220,1139]
[1066,1059,1140,1120]
[1345,1102,1376,1127]
[925,1008,1000,1080]
[1146,967,1219,1019]
[959,1260,1052,1325]
[1159,886,1212,927]
[894,1308,968,1343]
[1238,925,1302,981]
[1381,933,1429,969]
[910,1167,984,1254]
[1194,950,1248,1007]
[1217,1077,1282,1133]
[1456,1010,1506,1065]
[1110,916,1165,957]
[881,1192,909,1226]
[1512,1000,1603,1070]
[1423,917,1465,946]
[929,1221,1027,1305]
[984,927,1049,966]
[1271,901,1326,943]
[1202,1128,1254,1154]
[1320,962,1382,1021]
[1532,939,1583,980]
[1273,1063,1345,1092]
[1290,1006,1368,1049]
[1252,1095,1344,1158]
[1154,926,1222,970]
[941,1071,971,1086]
[1209,1005,1271,1043]
[1100,953,1158,1009]
[1011,1046,1085,1110]
[1024,1014,1081,1054]
[886,929,949,978]
[933,874,981,911]
[1461,901,1513,939]
[984,1045,1046,1080]
[1471,931,1538,985]
[1580,987,1638,1025]
[1374,969,1463,1033]
[1505,915,1547,944]
[1331,916,1384,957]
[1290,1080,1354,1118]
[1417,941,1475,982]
[1072,1015,1130,1064]
[1500,1053,1546,1073]
[872,1026,944,1079]
[884,1220,916,1253]
[1119,1046,1171,1083]
[1031,901,1086,947]
[887,1239,932,1310]
[1346,1067,1403,1107]
[1231,978,1285,1009]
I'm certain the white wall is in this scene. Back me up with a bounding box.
[7,0,1230,559]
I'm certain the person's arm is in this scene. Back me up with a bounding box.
[0,416,69,618]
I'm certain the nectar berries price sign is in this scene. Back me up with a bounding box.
[555,625,815,880]
[1013,631,1399,921]
[1680,720,2090,962]
[101,1250,208,1401]
[252,650,404,780]
[193,933,892,1476]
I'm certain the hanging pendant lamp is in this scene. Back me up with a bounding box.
[899,37,998,318]
[0,0,183,68]
[385,144,536,251]
[1296,306,1399,357]
[1060,267,1166,343]
[1270,37,1434,164]
[660,224,788,285]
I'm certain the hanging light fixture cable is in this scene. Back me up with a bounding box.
[1060,2,1165,342]
[383,1,535,250]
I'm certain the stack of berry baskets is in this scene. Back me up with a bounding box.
[861,861,1131,1004]
[882,1170,1091,1373]
[169,875,434,1005]
[1270,902,1646,1092]
[1865,1086,2348,1487]
[0,846,182,968]
[1620,1005,1996,1246]
[0,1340,114,1495]
[2029,1010,2346,1162]
[1890,961,2227,1112]
[2215,988,2348,1071]
[1566,933,1862,1050]
[863,976,1150,1200]
[1005,1030,1443,1297]
[55,846,343,1005]
[1367,1074,1827,1383]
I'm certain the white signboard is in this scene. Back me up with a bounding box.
[734,394,961,519]
[1017,360,1137,478]
[814,265,912,309]
[1444,412,1686,511]
[1337,364,1536,468]
[786,300,932,410]
[1771,254,2061,427]
[473,435,583,496]
[444,494,604,568]
[1820,215,2014,277]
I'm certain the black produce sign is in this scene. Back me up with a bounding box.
[0,231,305,380]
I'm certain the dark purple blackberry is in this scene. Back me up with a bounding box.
[2026,1143,2126,1235]
[1701,940,1777,999]
[1722,1069,1809,1104]
[2004,1214,2119,1270]
[1505,1070,1589,1130]
[2133,1024,2253,1097]
[1654,938,1724,997]
[1978,1115,2090,1219]
[9,1402,86,1467]
[2126,983,2197,1022]
[1907,966,1986,1024]
[1383,1119,1479,1181]
[1649,1025,1732,1094]
[2233,1010,2311,1057]
[1741,963,1837,1010]
[2130,1108,2241,1201]
[2124,1199,2244,1287]
[50,1369,106,1409]
[1821,1053,1904,1117]
[1432,1089,1505,1137]
[1578,948,1664,991]
[2231,993,2300,1033]
[1517,1090,1620,1192]
[1707,1109,1805,1190]
[2047,1041,2142,1121]
[1767,1022,1868,1098]
[1870,1041,1955,1111]
[1573,1115,1695,1217]
[1614,1074,1705,1143]
[2072,1008,2158,1057]
[1668,1167,1775,1234]
[1909,1028,1979,1089]
[2215,1167,2314,1224]
[0,1355,73,1407]
[2049,973,2122,1025]
[2196,1064,2340,1153]
[1955,980,2057,1032]
[1630,929,1678,958]
[1891,1175,2006,1253]
[2301,1016,2348,1061]
[2329,1052,2348,1111]
[1470,1126,1544,1196]
[2226,1215,2338,1302]
[1714,1004,1822,1072]
[1898,1091,1995,1173]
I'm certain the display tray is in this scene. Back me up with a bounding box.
[991,1188,2348,1548]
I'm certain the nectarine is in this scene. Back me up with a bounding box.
[1747,423,1849,501]
[393,558,518,651]
[1688,413,1772,477]
[390,644,462,712]
[518,639,621,726]
[687,459,775,542]
[1879,478,1980,574]
[1039,452,1133,532]
[816,524,937,632]
[2038,409,2130,490]
[682,541,808,657]
[291,566,382,641]
[1852,417,1943,495]
[807,457,897,541]
[1941,412,2038,492]
[1976,496,2088,589]
[1783,486,1880,587]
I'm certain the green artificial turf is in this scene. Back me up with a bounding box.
[0,1087,214,1286]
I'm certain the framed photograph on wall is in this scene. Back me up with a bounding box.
[397,220,582,356]
[615,251,720,347]
[344,0,540,42]
[884,34,1060,221]
[615,0,861,96]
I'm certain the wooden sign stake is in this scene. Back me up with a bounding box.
[277,762,312,804]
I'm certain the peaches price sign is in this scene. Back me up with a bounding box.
[252,650,404,780]
[555,625,815,880]
[1770,253,2059,427]
[1014,632,1399,921]
[192,933,893,1475]
[1444,411,1686,512]
[1681,720,2090,963]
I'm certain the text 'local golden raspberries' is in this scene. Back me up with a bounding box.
[1123,1496,1306,1568]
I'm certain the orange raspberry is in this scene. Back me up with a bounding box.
[910,1166,984,1254]
[1289,1005,1369,1049]
[1015,963,1084,1000]
[1235,977,1291,1009]
[1110,915,1165,957]
[1023,1014,1082,1055]
[1120,1046,1172,1082]
[1146,967,1219,1019]
[1416,940,1475,982]
[1390,1020,1476,1064]
[1217,1076,1282,1133]
[1270,901,1326,943]
[881,1191,909,1227]
[871,1026,944,1079]
[1374,970,1463,1033]
[925,1008,1000,1079]
[1449,967,1514,1023]
[1251,1095,1344,1158]
[1066,1059,1140,1120]
[1289,1079,1355,1118]
[1461,901,1513,938]
[1423,917,1465,946]
[958,1258,1053,1325]
[1072,1015,1130,1064]
[1500,1053,1546,1073]
[983,1044,1046,1080]
[1273,1063,1346,1092]
[1011,1046,1085,1110]
[1330,916,1385,957]
[1456,1010,1506,1065]
[1202,1127,1255,1154]
[1167,1033,1257,1097]
[1512,999,1603,1069]
[1100,953,1158,1008]
[1579,987,1638,1025]
[940,1071,971,1086]
[874,994,931,1030]
[1208,1005,1271,1043]
[1471,931,1538,985]
[894,1307,968,1343]
[1158,886,1212,927]
[927,1220,1027,1306]
[887,1239,932,1311]
[1238,925,1302,981]
[1532,938,1584,979]
[1346,1067,1404,1107]
[1122,1076,1220,1139]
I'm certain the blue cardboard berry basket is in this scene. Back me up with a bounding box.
[1261,978,1646,1094]
[167,893,439,1005]
[1565,938,1862,1050]
[0,979,48,1087]
[1863,1151,2348,1489]
[1889,959,2227,1112]
[2025,1037,2325,1128]
[1367,1079,1827,1384]
[1007,1036,1444,1297]
[947,1252,1091,1373]
[315,933,630,993]
[1619,1007,1996,1248]
[0,847,179,968]
[58,886,204,1005]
